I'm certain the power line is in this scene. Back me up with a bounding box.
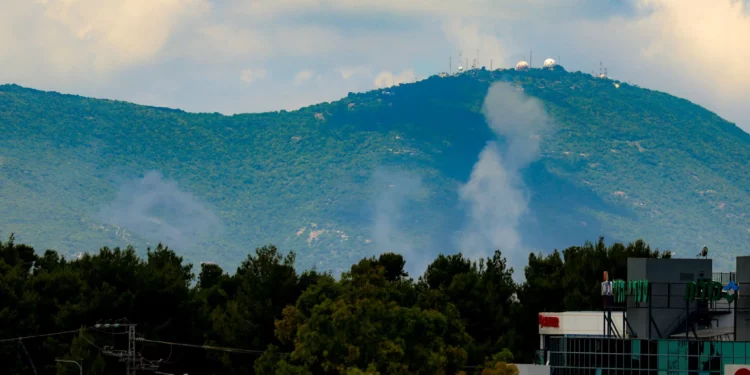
[19,340,39,375]
[136,338,272,355]
[0,329,81,344]
[3,325,492,373]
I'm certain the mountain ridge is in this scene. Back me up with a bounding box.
[1,67,747,272]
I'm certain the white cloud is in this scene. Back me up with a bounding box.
[294,70,315,84]
[176,25,270,63]
[0,0,210,78]
[635,0,750,98]
[240,68,267,84]
[556,0,750,128]
[442,19,509,69]
[1,0,749,131]
[373,70,416,88]
[338,67,371,80]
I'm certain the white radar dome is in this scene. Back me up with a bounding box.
[515,61,530,71]
[543,58,556,68]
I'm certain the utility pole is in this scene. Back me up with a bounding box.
[127,324,136,375]
[95,319,158,374]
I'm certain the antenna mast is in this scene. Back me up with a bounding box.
[530,50,532,67]
[449,56,452,74]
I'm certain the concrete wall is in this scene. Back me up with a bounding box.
[626,258,712,339]
[736,256,750,341]
[515,364,550,375]
[626,258,649,339]
[538,311,626,337]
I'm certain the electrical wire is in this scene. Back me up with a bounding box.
[89,327,130,335]
[0,329,81,344]
[80,335,104,351]
[18,340,39,375]
[136,338,275,355]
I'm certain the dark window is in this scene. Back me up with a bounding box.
[679,273,694,281]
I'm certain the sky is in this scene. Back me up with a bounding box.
[1,0,749,133]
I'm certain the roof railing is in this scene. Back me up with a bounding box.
[712,272,736,285]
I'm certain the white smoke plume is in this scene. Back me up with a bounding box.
[99,170,223,253]
[370,169,431,277]
[456,81,554,271]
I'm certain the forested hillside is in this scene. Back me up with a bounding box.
[0,66,747,271]
[0,236,670,374]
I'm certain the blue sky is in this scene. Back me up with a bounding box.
[2,0,749,133]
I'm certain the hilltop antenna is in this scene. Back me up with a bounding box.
[449,56,452,74]
[600,62,602,77]
[605,68,608,78]
[490,59,493,70]
[477,49,480,68]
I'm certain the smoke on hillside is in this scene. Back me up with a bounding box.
[456,81,555,274]
[99,170,223,254]
[369,169,433,277]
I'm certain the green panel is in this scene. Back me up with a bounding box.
[632,340,641,360]
[735,342,748,363]
[722,342,734,357]
[679,343,689,370]
[669,340,679,354]
[658,341,669,370]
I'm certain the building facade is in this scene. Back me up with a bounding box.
[538,256,750,375]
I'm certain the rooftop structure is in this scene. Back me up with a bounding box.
[516,61,530,71]
[538,255,750,374]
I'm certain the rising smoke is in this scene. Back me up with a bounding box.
[456,81,554,272]
[370,168,432,277]
[99,170,223,253]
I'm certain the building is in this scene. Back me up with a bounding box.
[538,255,750,374]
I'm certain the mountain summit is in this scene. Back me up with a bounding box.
[1,67,747,272]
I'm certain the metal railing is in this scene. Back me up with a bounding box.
[712,272,736,285]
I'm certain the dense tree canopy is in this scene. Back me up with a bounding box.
[1,67,747,274]
[0,235,670,374]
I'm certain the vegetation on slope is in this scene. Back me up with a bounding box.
[0,66,747,271]
[0,235,670,374]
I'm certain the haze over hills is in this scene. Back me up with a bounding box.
[0,66,747,273]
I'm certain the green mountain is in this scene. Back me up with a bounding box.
[1,67,747,272]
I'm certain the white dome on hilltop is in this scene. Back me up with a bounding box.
[515,61,530,71]
[543,58,556,68]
